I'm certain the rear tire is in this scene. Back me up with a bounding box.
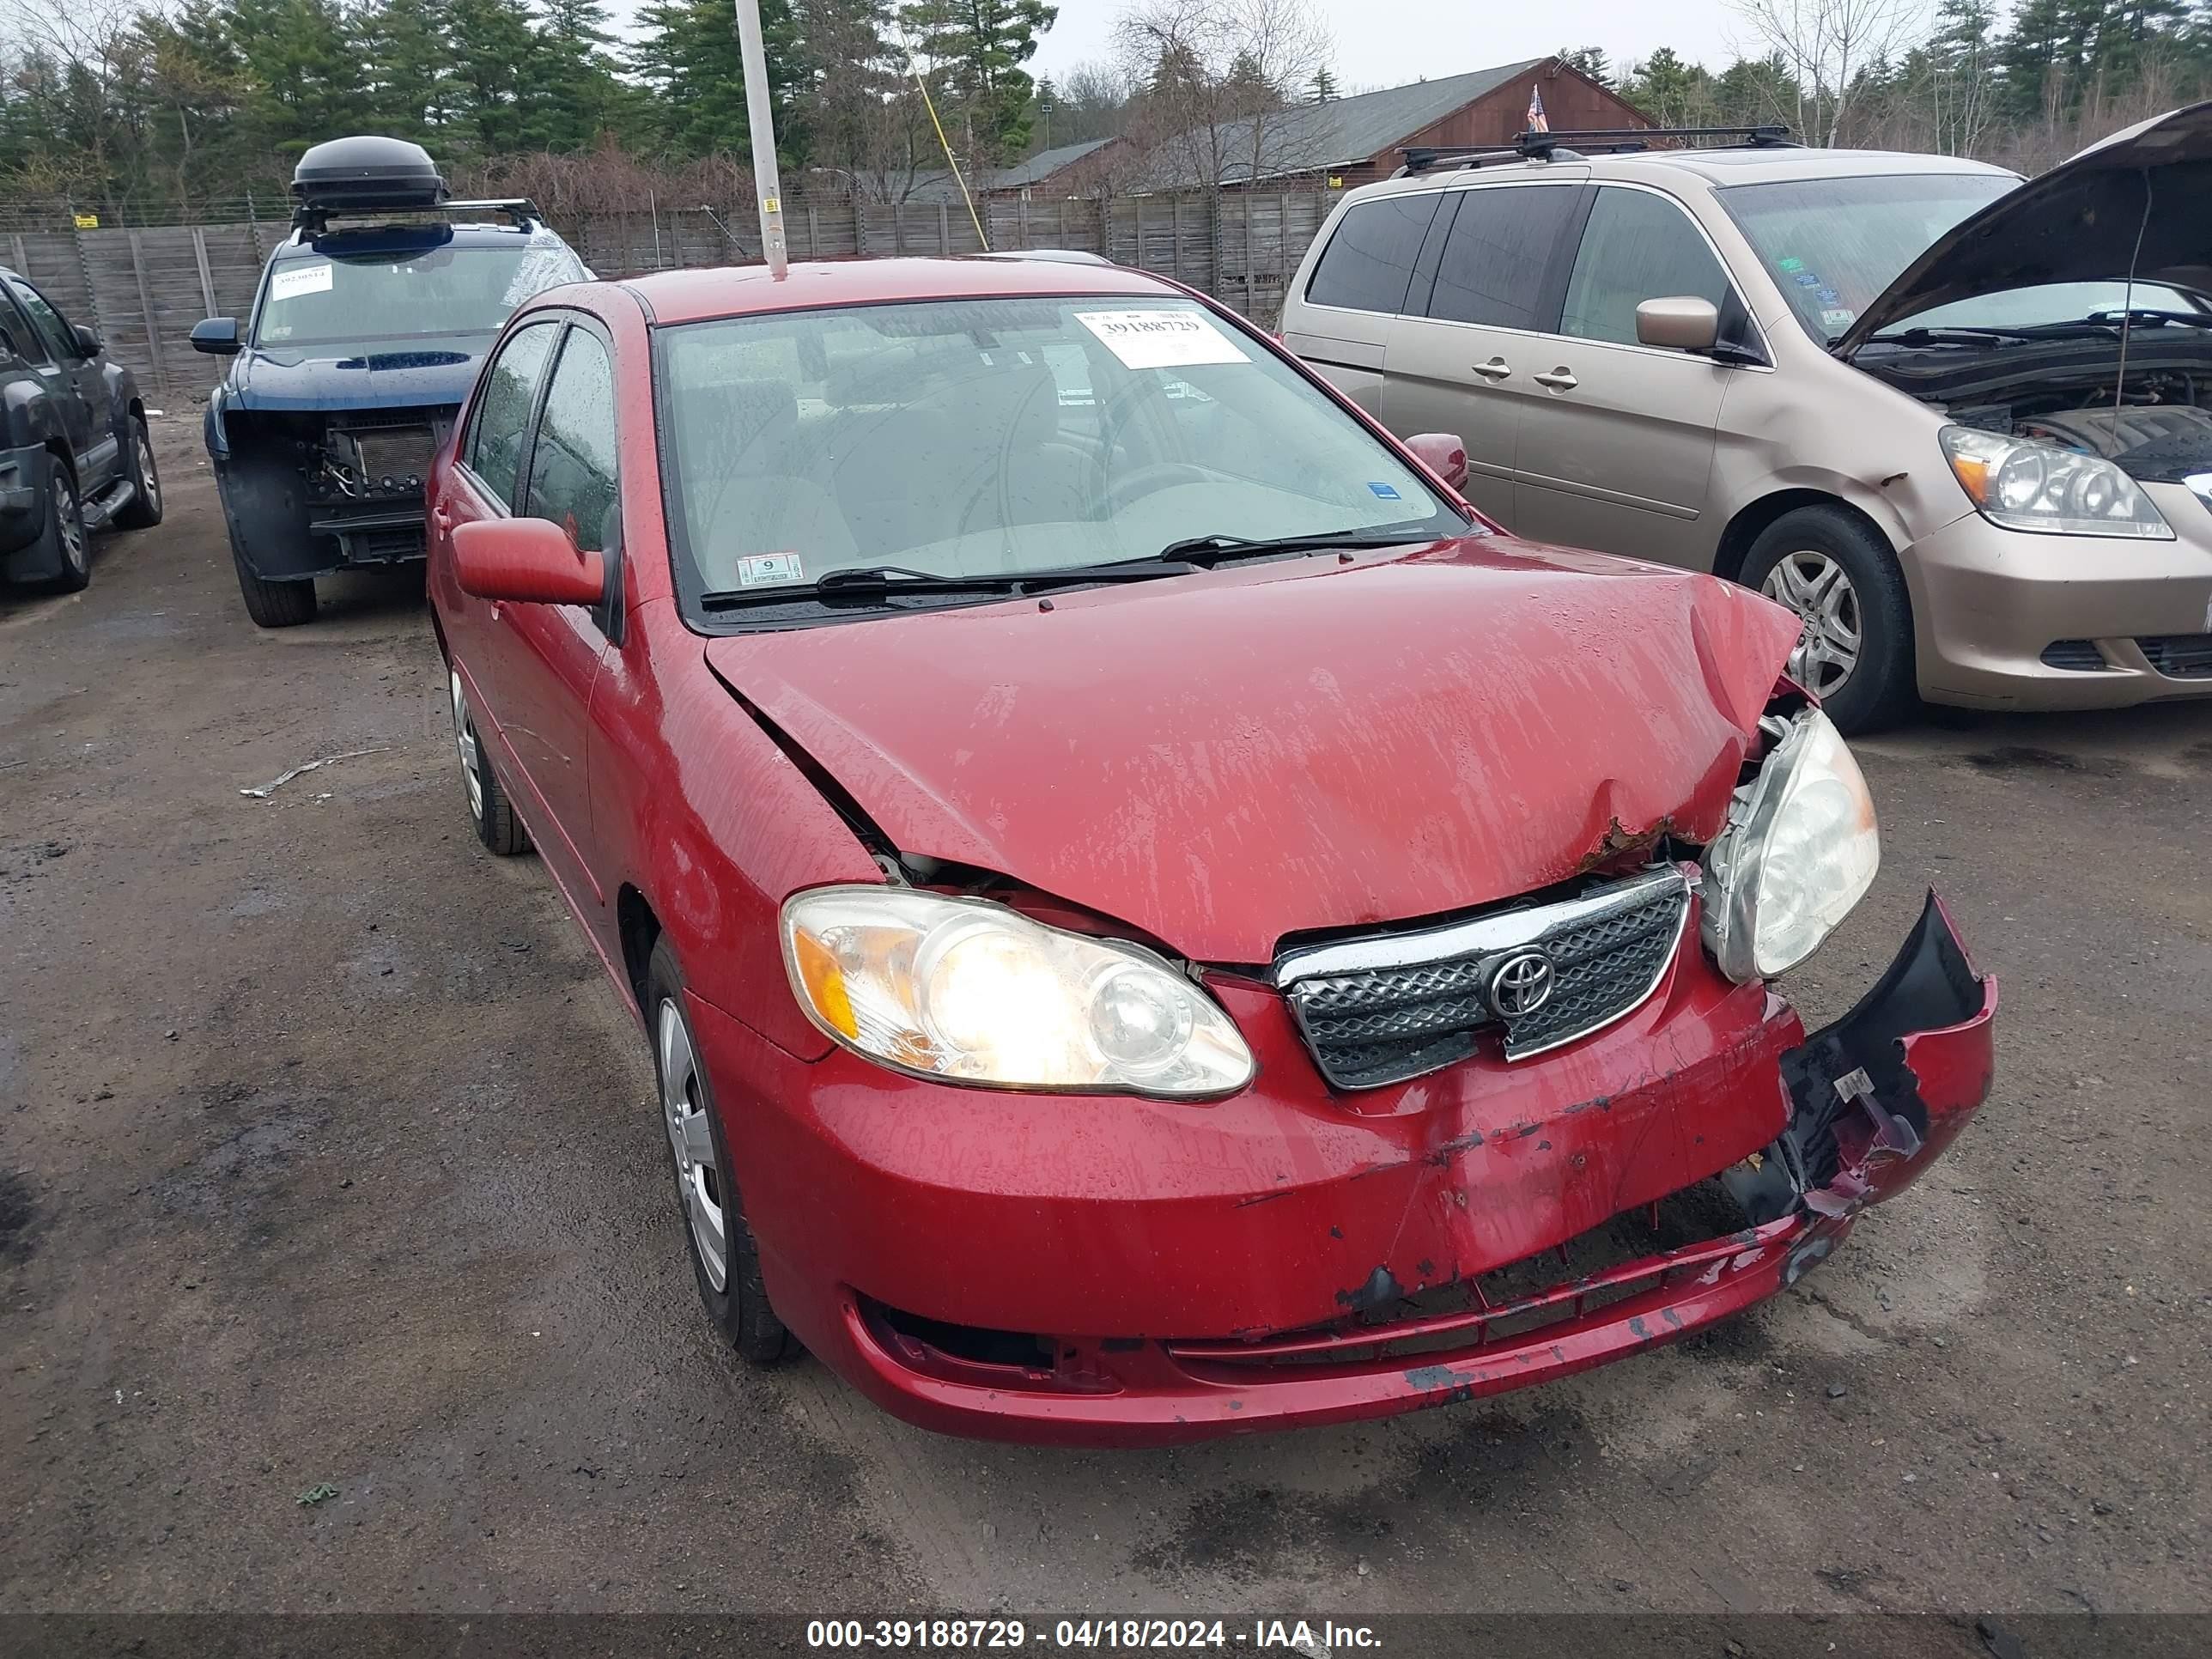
[647,935,798,1366]
[33,454,89,593]
[228,524,317,628]
[1740,505,1916,735]
[447,668,530,855]
[114,416,162,530]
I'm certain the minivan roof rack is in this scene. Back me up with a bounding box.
[1398,124,1796,175]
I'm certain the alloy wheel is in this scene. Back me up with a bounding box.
[1761,550,1861,698]
[137,429,161,515]
[56,476,85,575]
[447,669,484,823]
[658,998,729,1292]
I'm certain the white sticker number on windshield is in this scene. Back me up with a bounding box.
[269,263,333,302]
[1075,309,1249,370]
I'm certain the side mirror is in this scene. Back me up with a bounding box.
[190,318,241,356]
[1404,432,1469,493]
[452,516,605,606]
[71,323,102,357]
[1636,296,1721,353]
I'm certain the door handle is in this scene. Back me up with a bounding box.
[1472,357,1512,380]
[1533,367,1579,391]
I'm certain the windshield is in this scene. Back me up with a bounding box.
[1717,173,2014,343]
[254,236,587,347]
[656,295,1466,613]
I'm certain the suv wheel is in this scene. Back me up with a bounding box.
[226,522,317,628]
[114,416,162,529]
[1741,506,1915,734]
[36,456,90,593]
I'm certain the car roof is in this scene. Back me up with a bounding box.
[1389,145,2015,193]
[617,256,1188,325]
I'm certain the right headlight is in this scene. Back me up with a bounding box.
[1940,425,2172,538]
[1701,707,1881,983]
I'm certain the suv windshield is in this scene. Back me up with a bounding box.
[657,295,1467,612]
[255,235,586,347]
[1717,173,2014,343]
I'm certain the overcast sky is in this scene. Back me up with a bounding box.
[1028,0,1759,90]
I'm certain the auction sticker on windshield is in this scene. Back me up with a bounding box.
[1076,308,1249,370]
[269,262,333,301]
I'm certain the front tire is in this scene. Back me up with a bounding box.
[228,523,317,628]
[1741,506,1915,735]
[647,935,797,1366]
[114,416,162,529]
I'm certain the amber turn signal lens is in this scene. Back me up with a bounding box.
[792,929,858,1037]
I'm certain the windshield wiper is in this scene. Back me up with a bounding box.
[1862,325,2045,346]
[2083,307,2212,330]
[1152,528,1434,565]
[696,561,1194,611]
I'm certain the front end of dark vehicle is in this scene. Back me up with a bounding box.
[198,137,587,626]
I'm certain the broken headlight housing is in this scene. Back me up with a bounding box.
[781,888,1255,1097]
[1701,708,1881,983]
[1940,426,2172,538]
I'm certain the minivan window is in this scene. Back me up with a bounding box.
[1717,173,2013,343]
[1304,195,1442,314]
[1426,185,1579,330]
[1561,187,1735,346]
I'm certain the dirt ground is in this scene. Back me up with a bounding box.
[2,419,2206,1633]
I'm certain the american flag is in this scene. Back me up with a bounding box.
[1527,85,1548,133]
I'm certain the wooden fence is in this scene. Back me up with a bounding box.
[4,191,1335,404]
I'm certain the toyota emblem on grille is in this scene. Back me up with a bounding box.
[1487,950,1556,1019]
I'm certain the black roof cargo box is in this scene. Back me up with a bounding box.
[291,136,447,216]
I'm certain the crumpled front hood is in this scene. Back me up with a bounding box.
[704,539,1802,964]
[229,336,493,411]
[1838,99,2212,352]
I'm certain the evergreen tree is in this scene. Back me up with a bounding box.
[897,0,1057,166]
[1310,65,1339,102]
[633,0,805,161]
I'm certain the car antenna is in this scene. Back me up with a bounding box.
[2112,167,2154,425]
[734,0,789,279]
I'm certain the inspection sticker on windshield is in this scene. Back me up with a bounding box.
[737,552,805,586]
[269,262,333,301]
[1075,309,1249,370]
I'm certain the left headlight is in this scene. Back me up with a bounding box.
[781,887,1257,1097]
[1940,425,2172,538]
[1701,708,1881,983]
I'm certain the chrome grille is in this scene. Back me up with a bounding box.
[1275,866,1692,1091]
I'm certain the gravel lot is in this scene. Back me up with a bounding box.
[3,419,2206,1637]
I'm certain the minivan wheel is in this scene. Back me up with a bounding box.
[1741,506,1915,734]
[647,936,799,1366]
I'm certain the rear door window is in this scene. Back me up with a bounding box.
[1560,187,1736,345]
[1426,185,1580,330]
[1304,194,1443,315]
[465,319,560,509]
[525,328,618,555]
[0,289,49,365]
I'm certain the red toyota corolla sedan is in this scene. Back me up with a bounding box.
[425,255,1997,1445]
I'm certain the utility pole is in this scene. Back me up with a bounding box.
[733,0,788,277]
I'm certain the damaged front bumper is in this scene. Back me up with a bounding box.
[714,892,1995,1446]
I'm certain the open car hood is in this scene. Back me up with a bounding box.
[1838,99,2212,354]
[702,539,1802,965]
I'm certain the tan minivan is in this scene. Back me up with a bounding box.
[1281,109,2212,731]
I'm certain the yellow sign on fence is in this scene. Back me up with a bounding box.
[73,212,99,229]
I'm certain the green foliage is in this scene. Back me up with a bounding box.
[898,0,1058,166]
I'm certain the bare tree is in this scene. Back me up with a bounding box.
[1729,0,1933,147]
[1114,0,1332,191]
